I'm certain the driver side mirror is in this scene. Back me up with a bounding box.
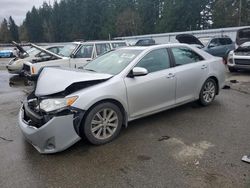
[129,67,148,77]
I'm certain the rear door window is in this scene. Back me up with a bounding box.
[75,45,94,58]
[96,43,111,56]
[171,47,204,66]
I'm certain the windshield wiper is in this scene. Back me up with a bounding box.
[84,68,97,72]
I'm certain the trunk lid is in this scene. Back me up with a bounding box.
[236,28,250,46]
[176,34,204,47]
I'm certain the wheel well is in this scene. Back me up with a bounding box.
[80,99,128,136]
[209,76,219,95]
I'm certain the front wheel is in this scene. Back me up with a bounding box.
[199,78,217,106]
[82,102,123,145]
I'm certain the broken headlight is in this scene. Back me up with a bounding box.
[40,96,78,113]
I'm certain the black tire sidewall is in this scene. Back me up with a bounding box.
[199,78,217,106]
[83,102,123,145]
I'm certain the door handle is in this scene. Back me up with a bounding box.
[201,65,208,69]
[167,73,175,79]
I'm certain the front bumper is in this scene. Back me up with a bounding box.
[6,65,22,74]
[228,56,250,70]
[18,105,81,154]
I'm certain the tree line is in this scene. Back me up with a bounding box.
[0,0,250,43]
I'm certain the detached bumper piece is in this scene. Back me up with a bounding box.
[19,102,84,154]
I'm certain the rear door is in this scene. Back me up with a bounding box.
[125,48,176,118]
[170,46,209,104]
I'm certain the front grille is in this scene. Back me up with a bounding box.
[23,64,30,72]
[235,51,250,56]
[235,59,250,65]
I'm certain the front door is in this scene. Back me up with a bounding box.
[125,48,176,119]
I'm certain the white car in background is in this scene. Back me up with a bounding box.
[228,42,250,72]
[6,45,64,75]
[23,40,127,80]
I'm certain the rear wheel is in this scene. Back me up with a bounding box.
[82,102,123,145]
[199,78,217,106]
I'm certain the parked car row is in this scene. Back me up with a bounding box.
[18,43,226,153]
[7,40,127,80]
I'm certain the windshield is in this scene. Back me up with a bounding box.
[26,47,40,56]
[58,43,78,57]
[84,49,142,75]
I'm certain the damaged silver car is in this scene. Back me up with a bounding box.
[18,44,226,154]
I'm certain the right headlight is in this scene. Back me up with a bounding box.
[40,96,78,113]
[228,51,234,58]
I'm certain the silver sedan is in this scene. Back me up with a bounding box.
[18,44,226,153]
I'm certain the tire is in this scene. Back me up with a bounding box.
[199,78,217,106]
[82,102,123,145]
[228,67,237,72]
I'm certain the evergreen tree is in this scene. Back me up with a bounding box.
[8,16,19,42]
[0,18,11,43]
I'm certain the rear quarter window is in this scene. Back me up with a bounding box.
[171,47,204,66]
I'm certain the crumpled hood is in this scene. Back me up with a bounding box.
[35,67,113,96]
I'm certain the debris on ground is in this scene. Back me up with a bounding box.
[194,160,200,166]
[242,155,250,164]
[0,136,13,142]
[230,80,239,84]
[158,135,170,142]
[223,85,231,89]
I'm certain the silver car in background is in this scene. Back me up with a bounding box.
[18,44,226,154]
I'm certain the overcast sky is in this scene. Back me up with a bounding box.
[0,0,55,25]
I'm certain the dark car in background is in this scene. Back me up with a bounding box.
[176,34,235,62]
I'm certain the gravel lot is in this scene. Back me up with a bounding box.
[0,58,250,188]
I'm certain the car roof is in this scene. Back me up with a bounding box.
[81,40,126,45]
[199,35,231,39]
[121,43,190,51]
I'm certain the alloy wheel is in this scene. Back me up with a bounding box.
[90,108,118,140]
[202,81,216,103]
